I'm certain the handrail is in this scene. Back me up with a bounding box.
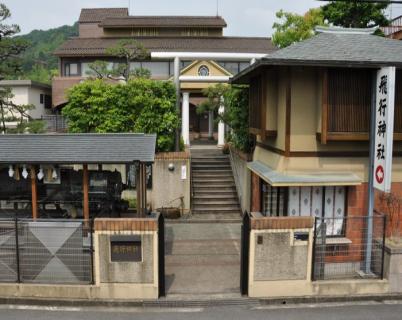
[229,146,243,211]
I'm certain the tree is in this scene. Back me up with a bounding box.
[62,78,179,152]
[0,4,28,79]
[86,60,151,80]
[0,3,44,133]
[272,8,325,48]
[322,0,389,29]
[106,39,149,81]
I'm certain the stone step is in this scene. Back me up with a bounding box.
[192,165,232,170]
[191,157,229,161]
[192,205,241,212]
[193,179,235,184]
[193,194,238,200]
[193,184,237,194]
[192,200,240,206]
[192,210,242,215]
[193,185,236,190]
[192,171,233,177]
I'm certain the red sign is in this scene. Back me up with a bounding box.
[375,165,384,184]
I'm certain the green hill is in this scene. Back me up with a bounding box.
[14,23,78,84]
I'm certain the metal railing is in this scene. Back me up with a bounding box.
[42,115,68,133]
[312,215,386,281]
[0,218,93,284]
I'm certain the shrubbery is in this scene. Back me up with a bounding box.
[62,78,179,152]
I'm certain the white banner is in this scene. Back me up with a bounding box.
[373,67,396,193]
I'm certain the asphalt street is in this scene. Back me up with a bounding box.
[0,300,401,320]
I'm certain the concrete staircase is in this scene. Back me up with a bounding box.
[191,148,242,217]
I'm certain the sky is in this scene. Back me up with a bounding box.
[3,0,401,37]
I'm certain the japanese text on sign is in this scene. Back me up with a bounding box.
[373,67,395,193]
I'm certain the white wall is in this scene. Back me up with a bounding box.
[2,85,51,123]
[27,86,52,119]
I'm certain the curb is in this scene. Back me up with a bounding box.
[0,294,401,308]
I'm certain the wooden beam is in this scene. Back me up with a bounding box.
[30,166,38,220]
[136,164,141,216]
[285,67,291,157]
[321,68,329,144]
[260,73,267,141]
[83,164,90,221]
[142,164,147,216]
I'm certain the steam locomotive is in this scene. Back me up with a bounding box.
[0,167,129,218]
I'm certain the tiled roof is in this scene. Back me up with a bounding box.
[79,8,129,23]
[54,37,275,56]
[232,30,402,83]
[261,31,402,66]
[0,134,156,164]
[100,16,227,28]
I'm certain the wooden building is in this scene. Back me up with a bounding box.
[53,8,275,146]
[0,133,156,219]
[232,27,402,237]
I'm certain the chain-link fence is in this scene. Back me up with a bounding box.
[0,218,93,284]
[312,215,386,281]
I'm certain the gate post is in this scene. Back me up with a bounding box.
[158,213,165,297]
[14,217,21,283]
[240,211,250,296]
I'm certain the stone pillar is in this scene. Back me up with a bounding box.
[208,110,214,139]
[218,100,225,147]
[181,92,190,146]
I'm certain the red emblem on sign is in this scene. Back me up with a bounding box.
[375,165,384,184]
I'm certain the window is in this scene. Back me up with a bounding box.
[44,95,52,109]
[327,68,371,133]
[130,61,170,78]
[217,61,247,75]
[261,184,347,236]
[40,94,44,104]
[64,63,79,76]
[198,65,210,77]
[261,183,287,217]
[141,62,169,77]
[249,75,263,130]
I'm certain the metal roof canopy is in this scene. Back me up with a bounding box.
[248,161,362,187]
[0,133,156,164]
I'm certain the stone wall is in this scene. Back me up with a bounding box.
[150,152,191,214]
[384,242,402,293]
[98,234,154,284]
[253,231,309,281]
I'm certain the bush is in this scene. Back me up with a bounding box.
[62,78,179,152]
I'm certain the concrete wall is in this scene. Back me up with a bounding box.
[97,233,155,284]
[384,242,402,293]
[0,218,160,301]
[150,153,191,214]
[230,146,251,213]
[248,216,390,298]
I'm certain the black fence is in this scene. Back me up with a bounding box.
[240,211,250,296]
[158,213,165,297]
[0,218,93,284]
[42,115,68,133]
[312,215,386,281]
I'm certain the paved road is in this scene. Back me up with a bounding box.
[0,300,401,320]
